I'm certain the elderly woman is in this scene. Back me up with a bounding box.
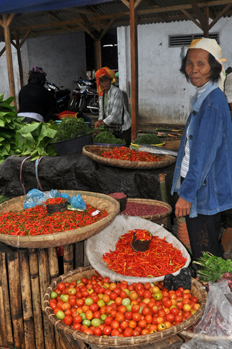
[171,38,232,260]
[94,67,131,146]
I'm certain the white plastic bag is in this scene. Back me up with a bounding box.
[181,280,232,349]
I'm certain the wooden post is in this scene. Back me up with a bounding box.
[29,249,45,349]
[15,30,24,89]
[129,0,138,141]
[2,14,16,105]
[19,249,36,349]
[96,39,102,70]
[63,244,74,273]
[158,173,172,232]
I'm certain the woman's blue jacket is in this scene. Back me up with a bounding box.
[171,82,232,218]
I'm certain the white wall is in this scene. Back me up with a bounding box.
[117,17,232,126]
[0,31,86,107]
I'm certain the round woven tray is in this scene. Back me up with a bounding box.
[86,215,191,283]
[122,198,172,222]
[44,266,207,348]
[0,190,119,249]
[82,145,176,170]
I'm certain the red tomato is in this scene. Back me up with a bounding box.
[138,319,147,329]
[132,312,142,322]
[144,290,152,299]
[111,320,120,329]
[171,307,179,315]
[73,315,82,324]
[116,312,125,322]
[163,299,172,308]
[120,320,129,330]
[63,315,72,326]
[57,283,66,292]
[93,327,102,336]
[104,316,113,326]
[124,327,133,337]
[103,325,112,336]
[125,311,132,320]
[111,328,120,336]
[175,315,183,323]
[128,320,137,329]
[166,313,175,323]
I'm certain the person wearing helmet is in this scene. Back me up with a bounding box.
[18,66,56,123]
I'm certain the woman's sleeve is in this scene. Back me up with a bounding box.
[179,105,223,203]
[98,96,103,120]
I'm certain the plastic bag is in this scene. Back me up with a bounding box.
[23,189,70,209]
[70,194,86,210]
[181,280,232,349]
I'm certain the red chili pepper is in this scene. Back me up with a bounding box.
[102,230,187,278]
[0,203,108,236]
[101,147,162,162]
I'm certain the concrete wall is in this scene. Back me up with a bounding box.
[117,17,232,126]
[0,31,86,107]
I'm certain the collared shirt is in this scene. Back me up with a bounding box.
[98,84,131,131]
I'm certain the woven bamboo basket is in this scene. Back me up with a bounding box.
[82,145,176,170]
[44,266,207,348]
[164,136,182,151]
[0,190,119,249]
[122,198,172,222]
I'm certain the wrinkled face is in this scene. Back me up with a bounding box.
[185,48,212,87]
[99,75,111,92]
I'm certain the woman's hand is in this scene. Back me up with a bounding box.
[94,120,105,128]
[175,197,191,219]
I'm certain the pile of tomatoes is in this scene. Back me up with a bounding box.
[49,273,201,337]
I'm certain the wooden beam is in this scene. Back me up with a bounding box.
[121,0,130,8]
[130,0,138,141]
[99,18,115,40]
[15,31,24,88]
[79,22,96,40]
[0,46,6,57]
[190,0,208,36]
[134,0,143,9]
[96,39,102,70]
[181,9,202,29]
[79,13,99,37]
[2,14,16,105]
[208,3,232,29]
[19,29,31,49]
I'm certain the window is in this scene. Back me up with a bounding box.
[169,33,219,47]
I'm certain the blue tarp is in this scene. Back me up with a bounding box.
[0,0,113,14]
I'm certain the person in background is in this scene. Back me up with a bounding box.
[224,67,232,115]
[171,38,232,261]
[94,67,131,146]
[18,66,56,123]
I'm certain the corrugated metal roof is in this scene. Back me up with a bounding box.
[1,0,232,41]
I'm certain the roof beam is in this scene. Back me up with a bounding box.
[209,3,232,29]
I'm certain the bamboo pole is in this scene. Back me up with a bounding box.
[29,249,45,349]
[63,244,74,273]
[2,14,16,105]
[75,241,84,268]
[19,249,36,349]
[48,247,59,282]
[0,247,13,347]
[0,252,7,347]
[158,173,172,231]
[7,250,25,348]
[38,249,56,349]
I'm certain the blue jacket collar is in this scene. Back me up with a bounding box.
[191,81,219,112]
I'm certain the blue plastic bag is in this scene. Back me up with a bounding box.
[71,194,86,210]
[23,189,71,209]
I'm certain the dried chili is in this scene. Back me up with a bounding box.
[101,147,162,162]
[132,229,152,241]
[102,230,187,277]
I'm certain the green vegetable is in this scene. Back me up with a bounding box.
[194,252,232,282]
[93,130,126,145]
[133,133,162,145]
[0,94,25,164]
[53,117,91,142]
[15,121,58,160]
[0,195,9,204]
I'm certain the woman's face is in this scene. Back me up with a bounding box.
[185,48,211,87]
[99,76,111,92]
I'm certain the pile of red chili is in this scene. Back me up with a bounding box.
[121,202,169,216]
[0,200,108,236]
[102,230,187,277]
[133,229,152,241]
[45,197,67,205]
[101,147,162,162]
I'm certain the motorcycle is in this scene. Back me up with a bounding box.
[46,82,71,113]
[69,77,99,115]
